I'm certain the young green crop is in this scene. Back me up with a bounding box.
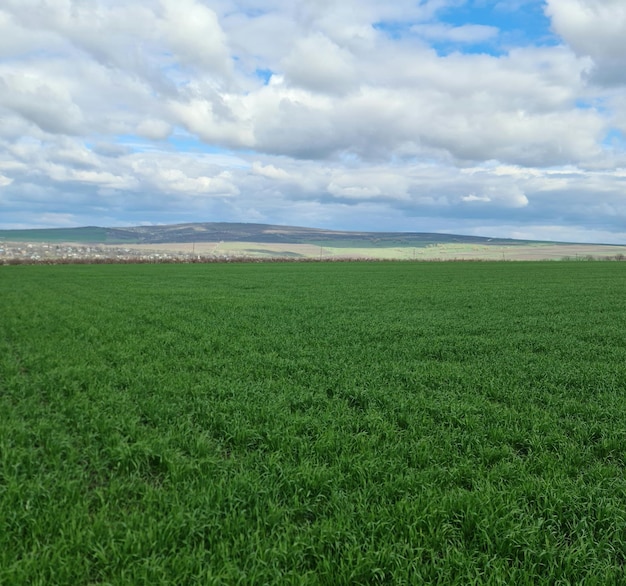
[1,261,626,584]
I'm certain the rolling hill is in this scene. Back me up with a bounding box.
[2,222,625,262]
[0,222,539,247]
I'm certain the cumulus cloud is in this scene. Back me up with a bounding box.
[0,0,625,243]
[136,119,173,140]
[282,34,357,95]
[0,72,84,134]
[546,0,626,85]
[160,0,232,76]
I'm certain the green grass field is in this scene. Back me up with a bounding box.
[2,262,626,584]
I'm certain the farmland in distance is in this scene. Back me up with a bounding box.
[3,221,626,262]
[2,262,626,584]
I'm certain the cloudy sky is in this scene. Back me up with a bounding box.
[1,0,626,242]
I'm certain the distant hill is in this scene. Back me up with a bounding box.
[0,222,543,247]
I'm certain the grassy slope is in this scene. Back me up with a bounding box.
[0,223,535,247]
[7,223,624,261]
[2,263,626,584]
[0,227,98,242]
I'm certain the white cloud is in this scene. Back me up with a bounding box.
[546,0,626,85]
[461,186,529,208]
[160,0,232,76]
[0,0,624,242]
[282,33,357,95]
[326,169,410,200]
[411,23,499,43]
[136,119,172,140]
[0,72,84,134]
[167,96,254,148]
[252,162,289,179]
[462,193,491,203]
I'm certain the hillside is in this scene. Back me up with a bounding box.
[3,222,626,262]
[0,222,539,247]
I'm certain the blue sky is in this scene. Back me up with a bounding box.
[1,0,626,243]
[442,1,553,39]
[378,0,555,53]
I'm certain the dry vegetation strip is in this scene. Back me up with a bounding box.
[3,239,626,263]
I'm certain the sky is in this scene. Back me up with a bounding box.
[1,0,626,243]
